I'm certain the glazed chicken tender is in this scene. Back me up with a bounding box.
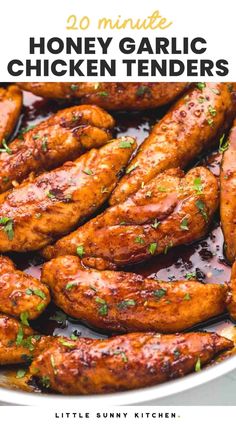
[42,255,227,333]
[29,332,233,394]
[0,314,37,365]
[0,105,114,193]
[220,119,236,263]
[0,137,136,252]
[43,167,219,269]
[110,82,236,205]
[17,82,189,110]
[227,260,236,321]
[0,256,50,319]
[0,85,22,142]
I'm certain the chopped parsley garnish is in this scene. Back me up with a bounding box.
[59,338,76,348]
[83,168,93,175]
[46,190,56,199]
[70,334,78,341]
[41,136,48,152]
[119,139,134,149]
[195,357,201,372]
[136,86,151,97]
[18,125,35,139]
[76,245,84,258]
[183,293,191,301]
[65,282,77,290]
[135,236,145,244]
[98,91,108,97]
[185,272,197,280]
[219,134,229,153]
[195,199,208,222]
[153,288,167,299]
[70,84,78,91]
[173,349,180,358]
[101,187,109,193]
[211,88,220,95]
[40,376,50,388]
[32,133,40,140]
[180,217,189,231]
[148,242,157,255]
[207,118,214,127]
[158,186,167,192]
[208,105,217,117]
[25,288,46,300]
[20,312,30,327]
[50,354,57,374]
[118,299,136,309]
[193,177,203,194]
[0,139,12,155]
[95,297,108,316]
[16,369,27,379]
[164,241,173,255]
[114,350,128,362]
[16,325,24,346]
[36,303,45,311]
[0,217,14,240]
[126,164,138,174]
[151,219,160,229]
[196,82,206,91]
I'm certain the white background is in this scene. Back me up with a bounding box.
[0,0,235,81]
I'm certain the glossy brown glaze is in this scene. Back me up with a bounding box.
[110,83,236,205]
[17,82,189,110]
[29,332,233,394]
[220,119,236,263]
[0,137,136,252]
[0,85,22,142]
[0,105,114,193]
[228,261,236,320]
[43,167,219,269]
[42,255,228,333]
[0,256,50,320]
[0,314,37,365]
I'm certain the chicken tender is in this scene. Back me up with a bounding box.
[17,82,189,110]
[110,82,236,205]
[0,256,50,319]
[0,137,136,252]
[0,105,114,193]
[0,85,22,142]
[220,119,236,263]
[29,331,233,394]
[43,167,219,269]
[42,255,227,333]
[227,261,236,321]
[0,314,38,365]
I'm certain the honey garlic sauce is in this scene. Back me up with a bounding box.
[0,89,235,392]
